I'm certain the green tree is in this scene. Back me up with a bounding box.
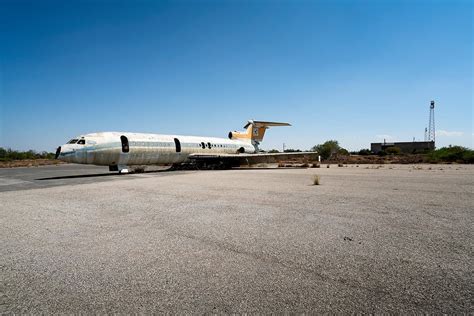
[338,148,349,156]
[0,147,56,161]
[426,146,474,163]
[311,140,347,160]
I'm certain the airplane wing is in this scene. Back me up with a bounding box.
[188,152,318,167]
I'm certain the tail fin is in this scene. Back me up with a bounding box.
[228,120,291,145]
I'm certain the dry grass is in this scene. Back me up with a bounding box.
[312,174,321,185]
[0,159,64,168]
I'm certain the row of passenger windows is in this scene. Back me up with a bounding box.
[130,141,237,149]
[67,138,239,149]
[198,142,236,149]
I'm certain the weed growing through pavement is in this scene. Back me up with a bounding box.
[312,175,321,185]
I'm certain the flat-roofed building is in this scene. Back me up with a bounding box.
[371,141,435,154]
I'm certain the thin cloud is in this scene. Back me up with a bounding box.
[437,130,464,137]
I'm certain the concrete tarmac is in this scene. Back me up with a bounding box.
[1,164,473,313]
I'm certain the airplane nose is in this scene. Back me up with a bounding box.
[55,146,61,159]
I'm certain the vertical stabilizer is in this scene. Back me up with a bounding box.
[228,120,291,149]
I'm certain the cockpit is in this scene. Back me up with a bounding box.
[66,138,86,145]
[55,137,87,160]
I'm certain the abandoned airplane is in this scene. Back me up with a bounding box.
[56,120,317,173]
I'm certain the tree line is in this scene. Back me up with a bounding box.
[268,140,473,163]
[0,148,55,161]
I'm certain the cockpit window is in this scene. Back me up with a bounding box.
[77,139,85,145]
[67,139,78,144]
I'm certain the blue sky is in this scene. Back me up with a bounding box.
[1,0,472,152]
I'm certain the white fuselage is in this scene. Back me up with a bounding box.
[57,132,255,166]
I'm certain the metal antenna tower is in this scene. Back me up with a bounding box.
[428,101,435,143]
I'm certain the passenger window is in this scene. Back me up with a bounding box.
[201,142,205,149]
[207,142,211,149]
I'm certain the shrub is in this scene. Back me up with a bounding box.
[312,175,320,185]
[0,147,56,161]
[338,148,349,156]
[311,140,348,160]
[358,149,372,155]
[385,146,401,155]
[425,146,474,163]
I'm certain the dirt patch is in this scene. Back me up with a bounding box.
[0,159,66,168]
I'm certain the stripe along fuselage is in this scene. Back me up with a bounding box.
[57,132,255,166]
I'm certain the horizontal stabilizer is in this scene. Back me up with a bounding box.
[243,120,291,129]
[229,120,291,145]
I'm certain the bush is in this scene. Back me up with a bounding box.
[338,148,349,156]
[0,147,56,161]
[425,146,474,163]
[385,146,401,155]
[312,175,320,185]
[462,150,474,163]
[358,149,372,155]
[311,140,348,160]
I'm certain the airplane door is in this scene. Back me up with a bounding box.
[119,135,130,165]
[174,138,181,153]
[121,136,130,153]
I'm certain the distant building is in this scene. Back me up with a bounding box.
[371,141,435,154]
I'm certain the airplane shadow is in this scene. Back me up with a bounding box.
[233,167,308,170]
[36,167,299,180]
[36,168,173,180]
[36,173,119,180]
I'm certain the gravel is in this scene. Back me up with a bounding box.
[1,164,473,313]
